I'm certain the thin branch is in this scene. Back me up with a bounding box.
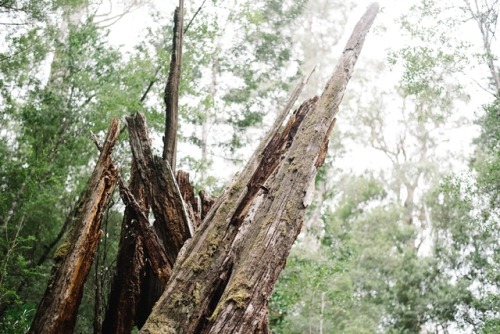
[138,0,209,103]
[184,0,207,33]
[140,66,161,102]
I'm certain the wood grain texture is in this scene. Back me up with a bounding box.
[29,119,120,334]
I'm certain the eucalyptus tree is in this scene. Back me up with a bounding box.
[426,1,500,332]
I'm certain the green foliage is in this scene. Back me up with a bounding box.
[0,304,36,334]
[271,175,406,333]
[173,0,306,188]
[388,0,470,120]
[0,230,40,333]
[474,99,500,208]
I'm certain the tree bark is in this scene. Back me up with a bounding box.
[29,119,120,334]
[139,4,379,333]
[127,113,193,267]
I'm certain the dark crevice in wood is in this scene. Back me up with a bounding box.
[116,179,171,285]
[199,190,215,221]
[102,163,147,334]
[315,118,336,168]
[202,260,234,333]
[231,96,318,226]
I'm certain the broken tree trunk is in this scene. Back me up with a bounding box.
[163,0,184,169]
[29,119,120,334]
[102,162,147,334]
[127,113,193,267]
[140,3,379,333]
[104,2,191,328]
[125,112,194,326]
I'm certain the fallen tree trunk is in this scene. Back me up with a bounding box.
[140,3,379,333]
[29,119,120,334]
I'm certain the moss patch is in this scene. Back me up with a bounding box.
[53,240,71,263]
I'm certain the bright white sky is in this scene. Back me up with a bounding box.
[100,0,495,186]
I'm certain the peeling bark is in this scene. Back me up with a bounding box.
[29,119,120,334]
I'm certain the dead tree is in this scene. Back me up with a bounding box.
[29,119,120,334]
[29,2,379,333]
[139,3,379,333]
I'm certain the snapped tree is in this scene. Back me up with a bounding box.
[28,2,379,333]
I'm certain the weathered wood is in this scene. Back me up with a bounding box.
[112,172,174,330]
[140,3,379,333]
[102,163,147,334]
[126,112,194,328]
[29,119,120,334]
[176,170,201,228]
[163,0,184,169]
[117,178,171,285]
[231,96,318,227]
[127,113,193,266]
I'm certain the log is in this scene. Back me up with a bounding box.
[29,119,120,334]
